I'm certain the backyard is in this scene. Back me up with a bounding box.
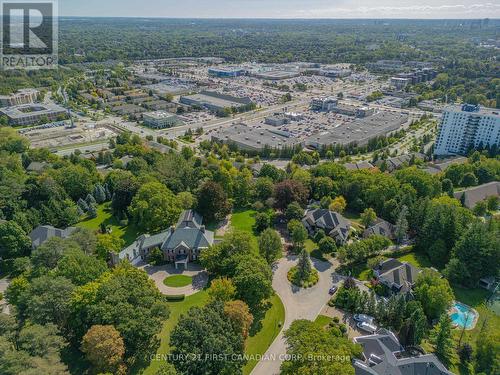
[76,203,140,246]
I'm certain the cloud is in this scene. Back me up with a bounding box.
[290,3,500,18]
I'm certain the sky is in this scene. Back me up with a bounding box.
[59,0,500,19]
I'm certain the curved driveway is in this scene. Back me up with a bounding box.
[250,255,336,375]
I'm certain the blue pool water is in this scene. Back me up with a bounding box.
[449,302,477,329]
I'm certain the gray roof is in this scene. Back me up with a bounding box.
[116,210,214,262]
[26,161,50,173]
[364,218,396,240]
[29,225,76,248]
[302,209,350,242]
[375,259,420,293]
[453,181,500,209]
[354,330,453,375]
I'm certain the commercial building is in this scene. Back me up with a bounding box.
[208,67,245,78]
[390,77,412,91]
[0,103,67,126]
[264,112,304,126]
[211,123,303,152]
[434,104,500,156]
[250,70,300,80]
[180,91,253,112]
[143,111,183,129]
[306,111,409,149]
[311,97,338,111]
[390,69,437,91]
[0,89,39,107]
[311,97,374,118]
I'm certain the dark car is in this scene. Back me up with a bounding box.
[329,286,338,295]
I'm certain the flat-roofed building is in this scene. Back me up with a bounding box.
[306,111,409,149]
[208,67,245,78]
[211,123,303,152]
[180,91,253,112]
[143,111,183,129]
[0,89,39,107]
[0,103,67,126]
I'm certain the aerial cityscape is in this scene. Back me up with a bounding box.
[0,2,499,375]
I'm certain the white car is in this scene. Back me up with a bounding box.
[353,314,375,324]
[357,321,378,334]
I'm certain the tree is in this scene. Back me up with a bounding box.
[93,184,107,203]
[461,172,478,187]
[273,180,308,210]
[285,202,304,221]
[96,232,125,260]
[0,127,30,153]
[224,300,253,339]
[52,164,96,201]
[318,236,337,254]
[0,221,31,259]
[86,193,97,207]
[70,264,169,358]
[77,198,89,212]
[399,301,427,346]
[458,343,473,364]
[445,221,499,287]
[254,212,271,233]
[129,181,181,233]
[81,325,125,374]
[329,196,347,213]
[473,200,488,216]
[170,301,245,375]
[155,362,178,375]
[233,256,273,308]
[196,181,232,223]
[430,314,454,365]
[287,220,308,251]
[176,191,196,210]
[258,228,282,264]
[208,277,236,303]
[254,177,274,201]
[148,247,164,266]
[486,195,499,211]
[475,326,500,374]
[297,248,312,281]
[360,207,377,228]
[55,248,108,286]
[394,205,408,245]
[69,227,98,255]
[87,204,97,219]
[281,320,362,375]
[414,269,454,321]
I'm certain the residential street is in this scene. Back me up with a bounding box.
[250,255,335,375]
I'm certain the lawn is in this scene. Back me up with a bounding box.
[314,315,332,329]
[304,238,328,261]
[230,209,258,249]
[394,251,432,269]
[76,203,140,247]
[242,294,285,375]
[163,275,193,288]
[141,289,210,375]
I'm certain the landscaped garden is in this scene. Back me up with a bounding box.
[163,275,193,288]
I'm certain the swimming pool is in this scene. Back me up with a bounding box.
[449,302,478,330]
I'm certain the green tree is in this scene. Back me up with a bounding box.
[233,256,273,308]
[208,277,237,302]
[360,207,377,228]
[55,248,108,286]
[258,228,282,264]
[224,300,253,339]
[0,221,31,259]
[129,181,181,232]
[475,325,500,374]
[430,314,454,365]
[319,236,337,254]
[297,248,312,281]
[415,269,454,321]
[281,319,362,375]
[170,301,245,375]
[285,202,305,221]
[394,205,408,245]
[287,220,308,251]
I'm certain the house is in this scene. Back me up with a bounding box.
[29,225,77,249]
[111,210,214,269]
[302,209,351,245]
[453,181,500,209]
[373,258,420,295]
[26,161,50,174]
[363,218,396,240]
[353,329,453,375]
[478,276,498,291]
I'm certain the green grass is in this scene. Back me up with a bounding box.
[141,290,210,375]
[314,315,332,328]
[163,275,193,288]
[242,294,285,375]
[230,209,258,249]
[394,252,432,269]
[76,203,140,247]
[304,239,328,261]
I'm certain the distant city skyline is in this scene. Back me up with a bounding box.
[59,1,500,19]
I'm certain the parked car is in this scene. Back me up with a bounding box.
[353,314,375,323]
[357,321,378,334]
[329,286,338,295]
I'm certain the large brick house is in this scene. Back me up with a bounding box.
[112,210,214,269]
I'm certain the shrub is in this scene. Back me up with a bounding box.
[165,294,185,301]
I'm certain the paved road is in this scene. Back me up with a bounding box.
[0,278,11,314]
[250,256,335,375]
